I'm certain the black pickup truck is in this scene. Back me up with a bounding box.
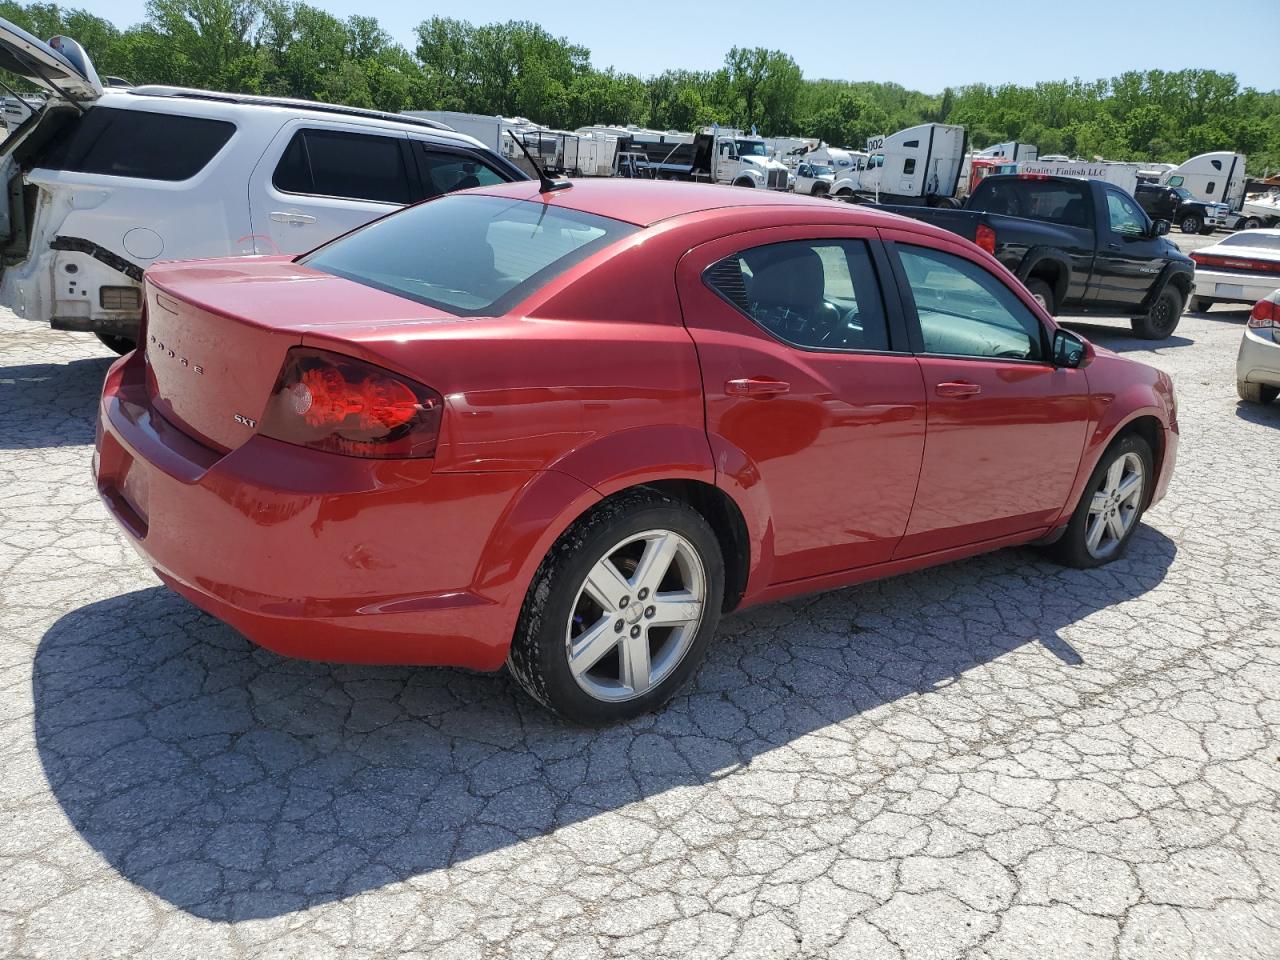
[878,175,1196,339]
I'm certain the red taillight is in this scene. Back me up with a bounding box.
[1191,252,1280,274]
[975,223,997,254]
[260,347,443,458]
[1249,298,1280,328]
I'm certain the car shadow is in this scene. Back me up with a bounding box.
[0,357,114,448]
[1235,399,1280,426]
[1059,320,1194,352]
[34,526,1176,922]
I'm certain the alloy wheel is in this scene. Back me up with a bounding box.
[565,529,706,703]
[1085,452,1145,559]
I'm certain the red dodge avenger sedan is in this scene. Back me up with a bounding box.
[96,179,1177,723]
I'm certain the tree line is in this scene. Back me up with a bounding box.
[3,0,1279,173]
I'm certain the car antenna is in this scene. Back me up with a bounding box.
[507,131,572,193]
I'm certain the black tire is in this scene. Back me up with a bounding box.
[835,187,853,198]
[733,178,756,189]
[1130,285,1183,340]
[1198,225,1215,236]
[94,331,137,355]
[1024,278,1056,315]
[1046,433,1153,569]
[1190,296,1213,313]
[1179,213,1203,234]
[1243,217,1263,231]
[507,490,725,725]
[1237,380,1280,404]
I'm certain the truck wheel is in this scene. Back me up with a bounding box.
[835,187,853,198]
[95,332,137,355]
[1190,296,1213,312]
[1130,286,1183,340]
[733,178,756,188]
[1179,213,1203,234]
[1198,225,1216,236]
[1237,380,1279,404]
[1242,217,1263,230]
[1024,279,1056,315]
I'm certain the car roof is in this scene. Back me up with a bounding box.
[468,178,909,228]
[122,85,453,133]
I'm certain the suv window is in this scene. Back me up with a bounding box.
[38,107,234,181]
[273,128,411,204]
[418,147,507,198]
[705,239,890,351]
[972,178,1089,227]
[897,244,1044,361]
[302,194,636,316]
[1106,191,1147,237]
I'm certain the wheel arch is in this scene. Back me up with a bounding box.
[1018,251,1071,309]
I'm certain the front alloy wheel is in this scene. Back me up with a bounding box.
[508,491,724,723]
[1083,451,1145,560]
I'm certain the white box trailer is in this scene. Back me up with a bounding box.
[1012,159,1141,195]
[1160,152,1247,210]
[574,131,618,177]
[977,141,1038,162]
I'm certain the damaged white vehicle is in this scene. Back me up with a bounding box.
[0,19,526,352]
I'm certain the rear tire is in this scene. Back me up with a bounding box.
[1024,278,1056,315]
[1190,296,1213,313]
[507,490,725,725]
[1237,380,1280,404]
[94,332,136,355]
[1243,217,1263,230]
[1179,213,1203,234]
[1131,285,1183,340]
[1046,434,1153,569]
[835,187,853,198]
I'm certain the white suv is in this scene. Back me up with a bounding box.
[0,19,527,352]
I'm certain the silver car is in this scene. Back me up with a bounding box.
[1237,289,1280,404]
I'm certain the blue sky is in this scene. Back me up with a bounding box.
[80,0,1278,93]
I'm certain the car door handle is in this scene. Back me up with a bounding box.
[935,381,982,398]
[726,377,791,398]
[269,211,317,226]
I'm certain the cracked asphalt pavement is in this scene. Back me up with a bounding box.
[2,284,1279,958]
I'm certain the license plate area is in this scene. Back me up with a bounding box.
[1216,283,1245,299]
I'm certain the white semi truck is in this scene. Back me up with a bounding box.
[613,129,791,190]
[829,123,968,205]
[1161,152,1247,211]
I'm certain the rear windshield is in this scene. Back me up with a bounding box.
[38,107,235,181]
[971,178,1091,226]
[301,194,638,316]
[1219,232,1280,251]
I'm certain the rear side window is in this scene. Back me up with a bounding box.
[301,194,637,316]
[418,147,508,198]
[273,128,411,204]
[705,239,890,352]
[38,107,233,181]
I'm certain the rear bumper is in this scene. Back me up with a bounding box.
[94,353,542,669]
[1237,327,1280,387]
[1193,269,1280,305]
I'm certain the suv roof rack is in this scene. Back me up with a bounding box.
[124,86,452,132]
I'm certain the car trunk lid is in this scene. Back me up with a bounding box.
[143,256,466,452]
[0,19,103,103]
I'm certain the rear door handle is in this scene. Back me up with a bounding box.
[935,381,982,398]
[269,211,317,226]
[726,377,791,398]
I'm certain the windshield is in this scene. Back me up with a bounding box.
[736,140,768,157]
[809,164,834,176]
[301,194,638,316]
[1220,232,1280,251]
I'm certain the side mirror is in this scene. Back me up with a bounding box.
[1053,328,1093,368]
[1151,219,1170,237]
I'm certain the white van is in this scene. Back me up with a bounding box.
[1160,152,1247,211]
[0,19,527,352]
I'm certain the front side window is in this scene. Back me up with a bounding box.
[1106,191,1147,237]
[273,128,410,204]
[1205,181,1216,195]
[898,244,1044,361]
[705,239,890,351]
[903,158,917,175]
[38,107,234,181]
[418,147,507,198]
[302,194,636,316]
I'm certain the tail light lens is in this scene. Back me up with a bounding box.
[259,348,443,458]
[1248,297,1279,329]
[975,223,997,255]
[1191,252,1280,274]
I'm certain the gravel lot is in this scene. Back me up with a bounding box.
[2,235,1278,958]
